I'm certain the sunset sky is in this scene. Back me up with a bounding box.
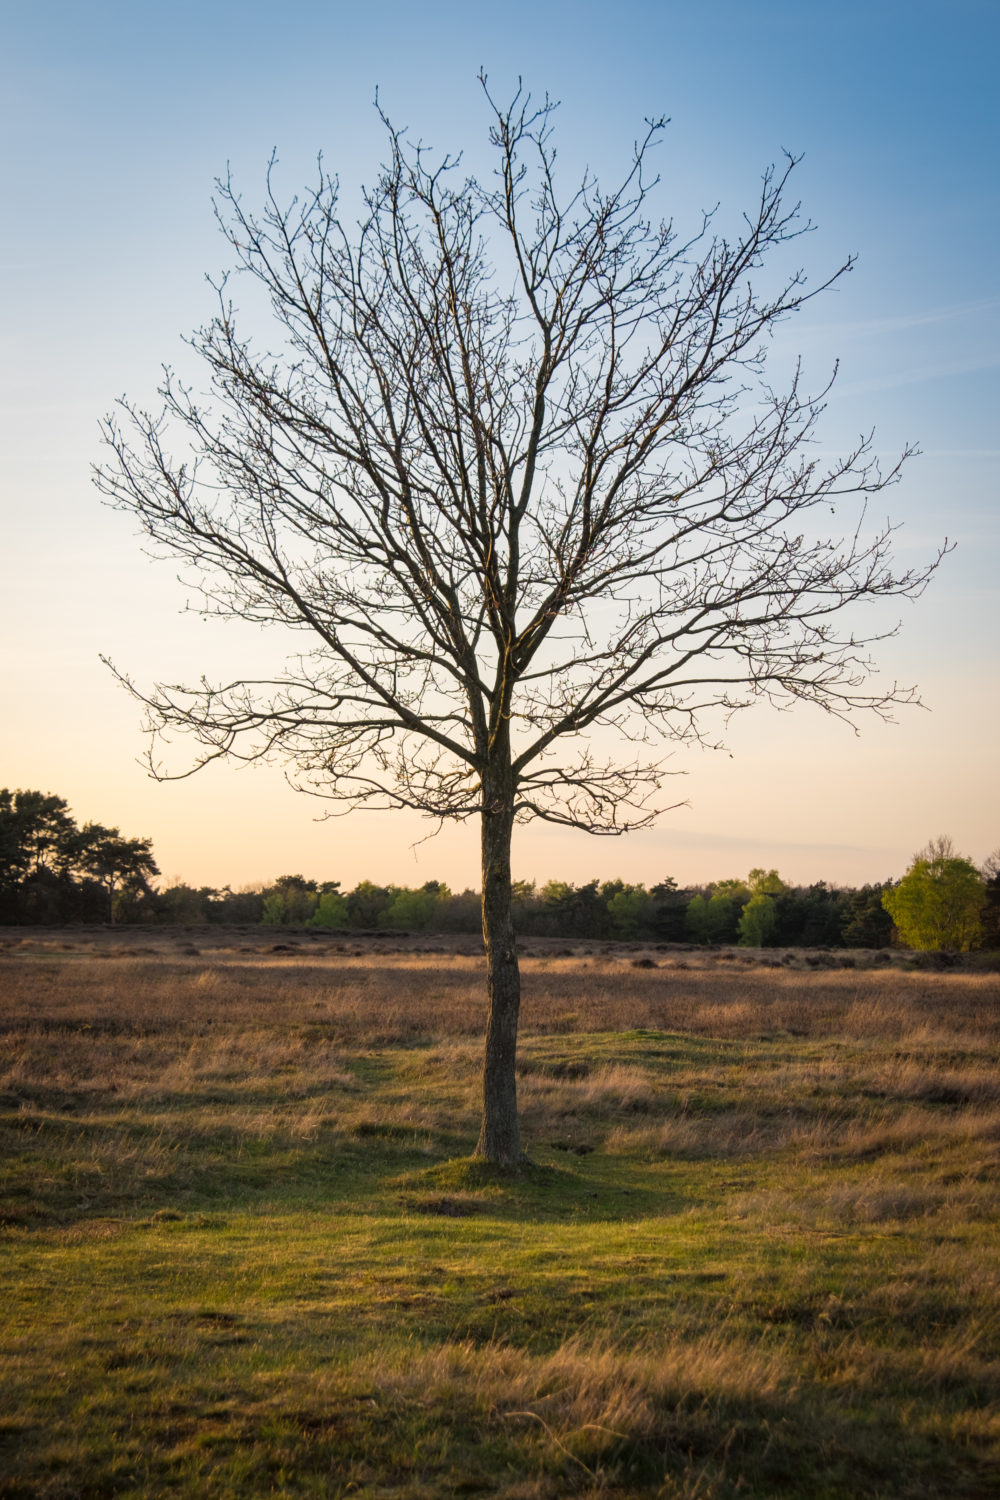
[2,0,997,894]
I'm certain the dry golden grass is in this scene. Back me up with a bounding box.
[3,935,997,1176]
[3,930,996,1041]
[348,1328,792,1485]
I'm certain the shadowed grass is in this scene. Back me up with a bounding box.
[0,934,998,1496]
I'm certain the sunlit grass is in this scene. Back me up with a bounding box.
[1,933,998,1496]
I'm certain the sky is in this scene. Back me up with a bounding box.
[1,0,997,894]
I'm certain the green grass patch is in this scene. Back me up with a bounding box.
[1,948,998,1496]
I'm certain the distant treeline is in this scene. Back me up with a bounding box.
[3,789,997,949]
[156,870,898,949]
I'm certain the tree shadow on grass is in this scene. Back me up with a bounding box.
[1,1086,693,1228]
[389,1152,689,1225]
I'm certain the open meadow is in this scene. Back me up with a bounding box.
[1,929,998,1497]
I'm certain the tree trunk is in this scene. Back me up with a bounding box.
[475,763,523,1166]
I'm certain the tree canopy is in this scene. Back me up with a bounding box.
[882,838,985,951]
[95,81,941,1162]
[0,790,158,924]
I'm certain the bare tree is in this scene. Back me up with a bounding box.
[96,81,941,1165]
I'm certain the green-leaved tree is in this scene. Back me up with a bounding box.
[738,892,779,946]
[882,839,985,951]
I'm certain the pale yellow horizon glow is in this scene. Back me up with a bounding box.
[2,620,994,895]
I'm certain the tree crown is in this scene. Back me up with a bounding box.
[95,81,942,837]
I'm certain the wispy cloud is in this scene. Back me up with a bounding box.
[919,449,1000,459]
[831,351,1000,399]
[650,822,896,859]
[796,297,1000,341]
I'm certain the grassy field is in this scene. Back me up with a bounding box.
[1,930,998,1497]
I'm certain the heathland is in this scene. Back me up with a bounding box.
[1,929,998,1497]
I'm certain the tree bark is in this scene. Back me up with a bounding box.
[475,762,522,1166]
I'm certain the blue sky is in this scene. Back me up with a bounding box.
[1,0,997,891]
